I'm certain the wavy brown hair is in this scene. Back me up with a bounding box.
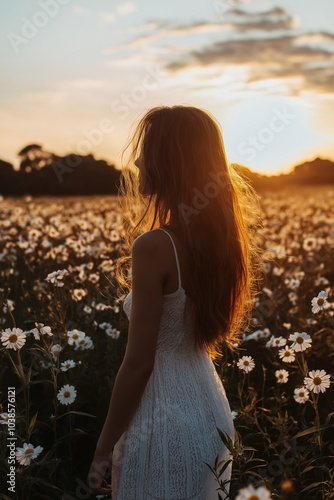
[115,105,263,361]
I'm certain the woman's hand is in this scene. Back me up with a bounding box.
[86,452,113,495]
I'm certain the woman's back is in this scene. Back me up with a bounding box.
[112,227,234,499]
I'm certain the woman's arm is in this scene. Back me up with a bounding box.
[87,231,165,490]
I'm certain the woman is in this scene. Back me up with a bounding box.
[87,105,261,499]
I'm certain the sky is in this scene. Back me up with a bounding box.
[1,0,334,175]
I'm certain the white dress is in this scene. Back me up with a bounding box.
[111,228,234,500]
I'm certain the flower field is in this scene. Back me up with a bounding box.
[0,188,333,500]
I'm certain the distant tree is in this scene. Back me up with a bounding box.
[18,144,54,173]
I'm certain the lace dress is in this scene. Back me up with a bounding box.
[111,228,234,500]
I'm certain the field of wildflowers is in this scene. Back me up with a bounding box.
[0,188,333,500]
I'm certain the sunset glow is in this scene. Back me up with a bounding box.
[1,0,334,175]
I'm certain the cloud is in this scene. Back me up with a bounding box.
[166,32,334,94]
[221,7,299,31]
[98,11,116,24]
[116,1,136,16]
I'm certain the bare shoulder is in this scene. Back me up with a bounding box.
[133,229,167,254]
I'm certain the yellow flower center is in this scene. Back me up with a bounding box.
[284,351,291,357]
[313,377,322,386]
[299,392,305,397]
[317,298,324,306]
[73,334,78,339]
[279,374,283,378]
[244,360,249,366]
[9,334,18,343]
[296,337,304,344]
[64,391,71,398]
[25,448,34,455]
[248,496,260,500]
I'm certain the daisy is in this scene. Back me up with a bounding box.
[15,443,43,466]
[303,237,317,252]
[50,344,62,358]
[67,329,85,345]
[106,327,120,339]
[2,299,15,313]
[88,273,99,284]
[304,370,331,394]
[0,412,10,425]
[29,323,53,340]
[289,332,312,352]
[60,359,76,372]
[74,336,94,350]
[236,483,272,500]
[278,347,295,363]
[237,356,255,373]
[273,266,284,276]
[266,335,286,348]
[311,291,330,314]
[294,387,310,404]
[275,369,289,384]
[57,384,77,405]
[45,269,69,287]
[1,328,26,350]
[72,288,88,301]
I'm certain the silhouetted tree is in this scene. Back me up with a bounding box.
[18,144,53,173]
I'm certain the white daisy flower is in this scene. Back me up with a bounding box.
[278,347,296,363]
[29,322,53,340]
[3,299,15,313]
[57,384,77,405]
[74,336,94,350]
[50,344,62,359]
[60,359,76,372]
[275,369,289,384]
[304,370,331,394]
[294,387,310,404]
[236,483,272,500]
[237,356,255,373]
[0,412,10,425]
[303,237,317,252]
[1,328,27,350]
[72,288,88,301]
[45,269,69,287]
[105,327,120,339]
[15,443,43,466]
[273,266,284,276]
[67,329,85,345]
[288,332,312,352]
[266,335,286,348]
[311,291,330,314]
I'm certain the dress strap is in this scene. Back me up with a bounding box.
[157,228,181,289]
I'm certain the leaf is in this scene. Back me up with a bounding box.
[325,412,334,424]
[293,423,334,439]
[302,465,315,474]
[216,427,234,452]
[54,410,97,420]
[300,482,326,493]
[217,459,233,478]
[28,411,38,437]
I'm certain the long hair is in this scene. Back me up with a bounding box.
[115,105,263,361]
